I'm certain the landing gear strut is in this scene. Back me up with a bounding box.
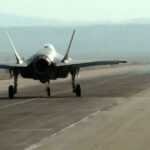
[70,68,81,97]
[8,70,18,99]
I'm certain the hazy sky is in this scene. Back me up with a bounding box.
[0,0,150,22]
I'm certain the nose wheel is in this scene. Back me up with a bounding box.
[47,87,51,96]
[46,80,51,97]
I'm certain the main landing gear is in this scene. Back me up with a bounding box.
[8,71,18,99]
[75,84,81,97]
[9,85,14,99]
[71,69,81,97]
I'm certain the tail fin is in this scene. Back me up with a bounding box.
[6,32,23,64]
[62,30,75,62]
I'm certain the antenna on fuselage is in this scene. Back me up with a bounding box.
[62,30,75,62]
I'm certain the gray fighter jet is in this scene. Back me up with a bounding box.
[0,30,126,98]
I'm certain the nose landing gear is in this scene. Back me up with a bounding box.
[47,87,50,96]
[46,80,51,96]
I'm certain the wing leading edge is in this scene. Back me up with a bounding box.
[56,60,127,68]
[0,62,27,69]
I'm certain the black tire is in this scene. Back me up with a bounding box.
[75,84,81,97]
[9,85,14,99]
[47,87,51,96]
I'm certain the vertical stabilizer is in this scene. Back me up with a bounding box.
[62,30,75,62]
[6,32,23,64]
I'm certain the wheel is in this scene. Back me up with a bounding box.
[75,84,81,97]
[9,85,14,99]
[47,87,51,96]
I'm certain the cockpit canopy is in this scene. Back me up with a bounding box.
[43,44,55,50]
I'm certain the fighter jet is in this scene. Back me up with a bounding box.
[0,30,126,98]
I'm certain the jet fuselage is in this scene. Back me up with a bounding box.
[19,44,70,83]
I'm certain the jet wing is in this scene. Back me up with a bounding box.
[56,60,127,68]
[0,62,27,69]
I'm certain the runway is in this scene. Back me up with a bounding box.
[0,64,150,150]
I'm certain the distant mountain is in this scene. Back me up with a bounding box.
[0,13,66,27]
[0,13,92,27]
[96,19,150,25]
[1,13,150,27]
[125,18,150,24]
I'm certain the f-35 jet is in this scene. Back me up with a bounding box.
[0,30,126,98]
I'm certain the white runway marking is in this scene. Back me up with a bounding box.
[10,129,52,132]
[0,98,37,110]
[52,89,71,95]
[25,110,100,150]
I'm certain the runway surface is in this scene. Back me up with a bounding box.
[0,64,150,150]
